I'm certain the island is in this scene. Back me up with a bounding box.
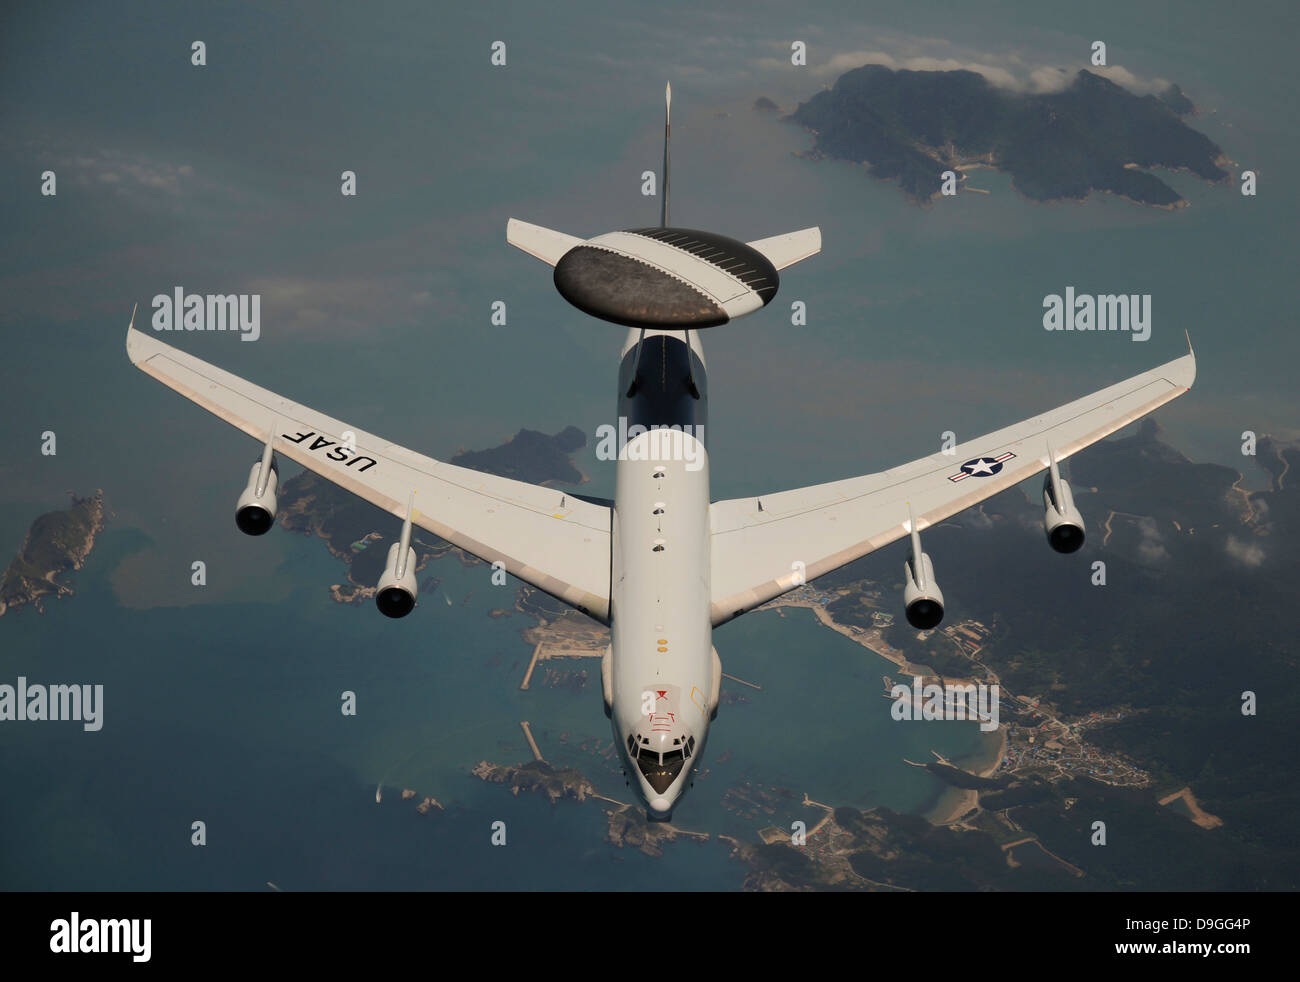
[472,759,595,804]
[787,66,1230,207]
[471,755,710,857]
[728,800,1081,891]
[447,425,586,486]
[0,491,105,617]
[605,804,708,857]
[397,788,444,815]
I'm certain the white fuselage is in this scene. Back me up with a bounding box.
[607,328,716,818]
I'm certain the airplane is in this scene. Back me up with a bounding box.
[126,84,1195,821]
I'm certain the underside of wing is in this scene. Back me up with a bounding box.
[709,345,1196,626]
[126,319,610,621]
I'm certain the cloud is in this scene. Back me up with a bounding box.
[1225,535,1265,567]
[783,50,1022,90]
[768,38,1178,98]
[58,149,200,196]
[1086,65,1173,96]
[244,272,464,336]
[1135,516,1169,564]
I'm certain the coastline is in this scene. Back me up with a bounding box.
[766,593,1005,828]
[923,725,1008,827]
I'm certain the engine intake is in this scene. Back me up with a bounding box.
[235,459,278,536]
[902,506,944,629]
[903,550,945,629]
[375,499,419,623]
[376,542,418,617]
[1043,469,1086,554]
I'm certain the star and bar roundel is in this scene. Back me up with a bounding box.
[948,451,1017,482]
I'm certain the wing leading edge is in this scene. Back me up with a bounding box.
[709,344,1196,626]
[125,316,611,622]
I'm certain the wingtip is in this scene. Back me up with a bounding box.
[125,302,140,361]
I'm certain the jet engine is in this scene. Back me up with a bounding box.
[1043,450,1086,553]
[376,543,418,618]
[375,497,418,618]
[234,458,278,536]
[902,507,944,629]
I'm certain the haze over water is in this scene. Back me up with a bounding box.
[0,0,1293,888]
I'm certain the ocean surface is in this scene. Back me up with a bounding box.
[0,526,989,890]
[1,0,1294,889]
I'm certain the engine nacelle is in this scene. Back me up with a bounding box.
[1043,473,1086,554]
[234,460,278,536]
[903,550,945,630]
[375,542,418,618]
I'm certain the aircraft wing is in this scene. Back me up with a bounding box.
[125,317,611,622]
[708,344,1196,626]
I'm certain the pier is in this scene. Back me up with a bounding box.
[520,643,604,689]
[519,720,544,762]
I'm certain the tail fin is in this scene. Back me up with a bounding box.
[661,82,671,228]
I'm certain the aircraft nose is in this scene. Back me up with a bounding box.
[648,795,674,818]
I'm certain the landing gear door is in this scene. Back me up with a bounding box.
[709,646,721,720]
[602,644,613,719]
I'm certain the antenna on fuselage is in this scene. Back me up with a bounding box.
[661,81,671,228]
[627,83,672,400]
[660,83,698,398]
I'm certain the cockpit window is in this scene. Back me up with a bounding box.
[636,744,687,793]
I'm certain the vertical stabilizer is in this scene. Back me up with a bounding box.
[662,82,671,228]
